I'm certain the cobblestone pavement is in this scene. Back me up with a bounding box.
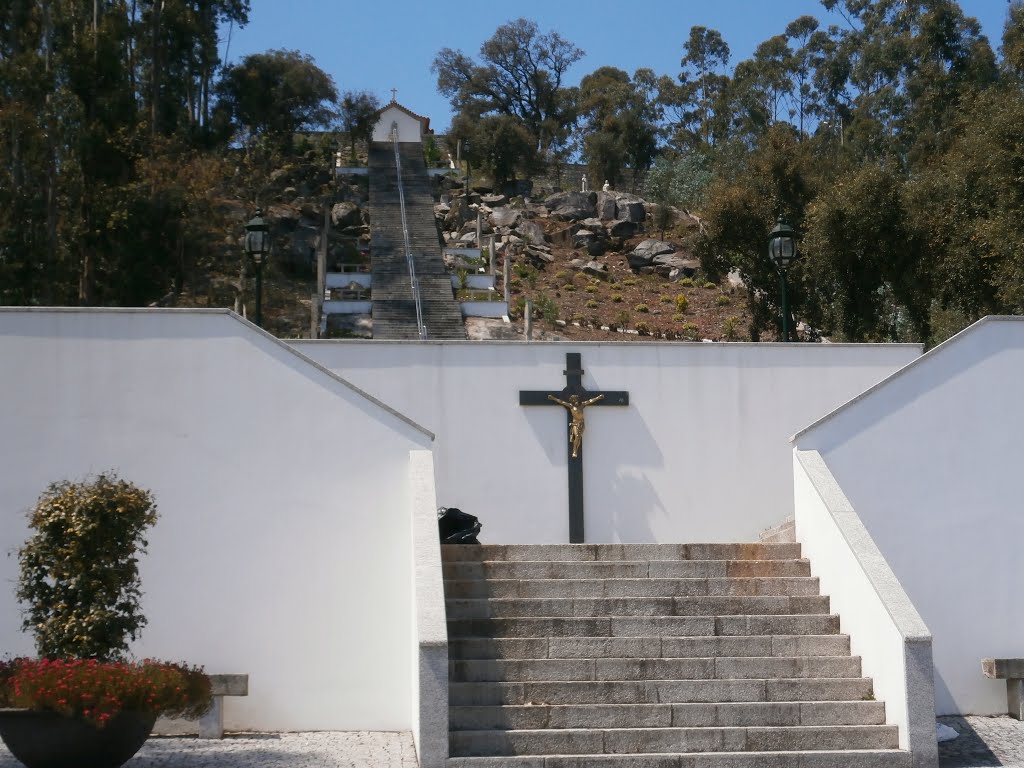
[940,716,1024,767]
[0,731,419,768]
[1,720,1021,766]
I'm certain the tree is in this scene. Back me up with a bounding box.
[339,90,381,160]
[666,26,732,149]
[432,18,583,154]
[215,49,338,149]
[577,67,660,189]
[450,113,538,186]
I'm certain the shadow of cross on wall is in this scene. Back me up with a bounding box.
[519,352,629,543]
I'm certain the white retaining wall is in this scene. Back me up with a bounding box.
[794,451,936,767]
[794,317,1024,715]
[292,340,920,544]
[0,309,432,732]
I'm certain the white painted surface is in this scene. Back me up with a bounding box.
[794,317,1024,715]
[0,309,432,732]
[373,105,425,143]
[327,273,372,289]
[451,275,495,290]
[292,340,919,544]
[409,450,448,768]
[460,301,508,318]
[794,451,937,767]
[323,299,372,314]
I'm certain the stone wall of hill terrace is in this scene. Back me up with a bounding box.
[291,339,921,545]
[793,317,1024,716]
[0,309,433,733]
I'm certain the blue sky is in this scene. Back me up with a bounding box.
[224,0,1012,133]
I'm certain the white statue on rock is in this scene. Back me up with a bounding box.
[581,174,589,192]
[602,180,611,192]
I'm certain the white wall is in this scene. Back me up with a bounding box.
[372,105,424,143]
[794,451,936,768]
[292,340,920,544]
[794,317,1024,715]
[0,309,432,732]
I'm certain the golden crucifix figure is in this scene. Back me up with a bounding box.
[547,393,605,458]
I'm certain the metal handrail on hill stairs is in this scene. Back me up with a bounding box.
[391,126,427,340]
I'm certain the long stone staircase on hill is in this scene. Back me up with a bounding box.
[368,141,465,339]
[442,542,911,767]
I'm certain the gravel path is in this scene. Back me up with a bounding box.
[0,731,419,768]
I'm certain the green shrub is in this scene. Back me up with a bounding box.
[17,473,158,661]
[614,310,631,327]
[612,294,624,303]
[562,283,576,292]
[675,294,689,312]
[623,278,638,286]
[585,299,599,308]
[723,316,741,340]
[534,294,559,322]
[659,295,673,304]
[554,270,568,281]
[716,294,731,306]
[703,280,717,289]
[635,321,652,335]
[671,313,686,323]
[678,277,694,287]
[634,303,650,313]
[681,322,700,340]
[585,285,600,294]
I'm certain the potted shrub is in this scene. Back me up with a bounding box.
[0,473,212,768]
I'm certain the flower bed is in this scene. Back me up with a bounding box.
[0,658,211,727]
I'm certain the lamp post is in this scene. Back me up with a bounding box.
[244,209,270,328]
[767,214,799,342]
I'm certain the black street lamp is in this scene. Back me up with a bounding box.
[767,214,799,342]
[244,209,270,328]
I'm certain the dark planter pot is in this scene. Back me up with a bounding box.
[0,709,156,768]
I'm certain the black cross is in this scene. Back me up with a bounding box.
[519,353,629,543]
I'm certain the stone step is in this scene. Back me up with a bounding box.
[448,635,851,661]
[449,724,899,756]
[448,656,862,683]
[446,614,841,639]
[445,596,831,619]
[445,749,912,767]
[449,701,887,730]
[444,577,822,599]
[441,544,802,562]
[448,678,875,706]
[442,559,812,580]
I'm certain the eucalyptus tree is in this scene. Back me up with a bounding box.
[432,18,584,155]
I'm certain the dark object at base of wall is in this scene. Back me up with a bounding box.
[439,507,481,544]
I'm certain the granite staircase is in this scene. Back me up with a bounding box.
[442,543,911,768]
[368,141,465,339]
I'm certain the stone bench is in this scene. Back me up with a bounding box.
[199,674,249,738]
[982,659,1024,719]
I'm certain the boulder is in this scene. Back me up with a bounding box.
[525,247,554,265]
[582,260,610,279]
[629,239,676,264]
[587,240,607,258]
[515,219,547,246]
[653,255,698,277]
[481,193,508,208]
[573,230,597,249]
[331,202,361,229]
[458,231,478,245]
[490,207,522,229]
[607,219,638,239]
[578,218,605,234]
[595,191,618,220]
[612,193,646,222]
[471,184,493,194]
[545,191,597,221]
[268,204,300,231]
[445,197,473,230]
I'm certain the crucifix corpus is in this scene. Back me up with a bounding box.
[519,352,629,543]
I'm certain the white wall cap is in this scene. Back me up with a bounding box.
[791,316,1024,444]
[795,449,932,642]
[0,307,435,442]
